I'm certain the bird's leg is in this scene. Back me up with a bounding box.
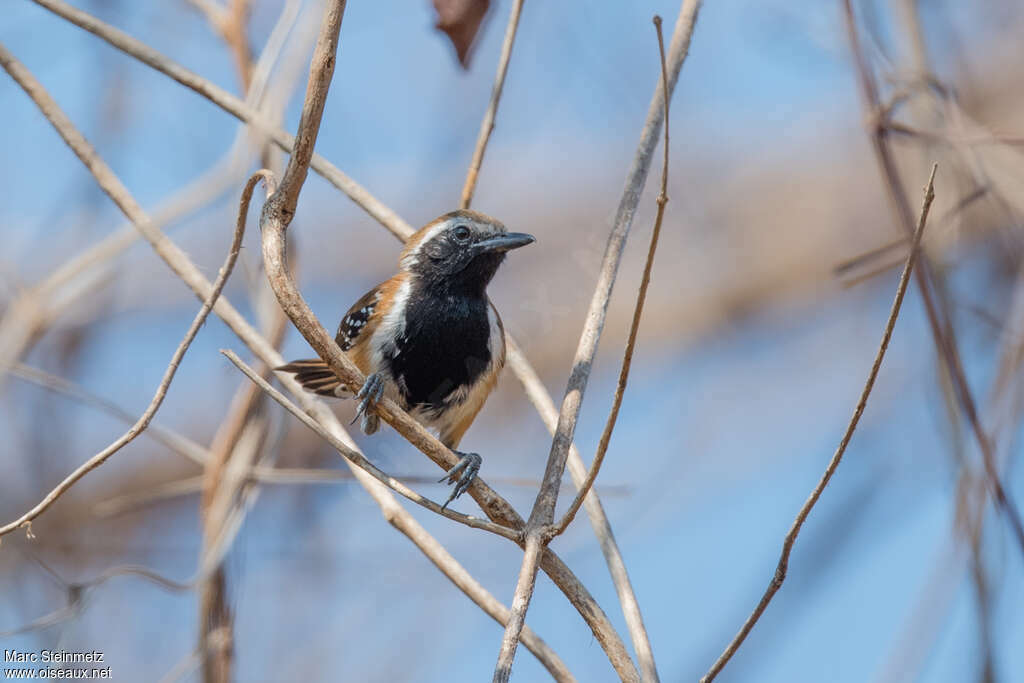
[439,451,482,509]
[353,372,385,435]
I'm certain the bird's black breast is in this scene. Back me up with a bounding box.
[385,289,492,412]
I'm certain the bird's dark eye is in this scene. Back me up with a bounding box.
[452,225,472,242]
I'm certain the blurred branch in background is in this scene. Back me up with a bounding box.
[187,0,255,90]
[843,0,1024,553]
[0,0,306,397]
[0,42,253,539]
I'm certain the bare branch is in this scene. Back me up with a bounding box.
[492,4,701,679]
[264,0,346,223]
[221,349,518,539]
[450,0,661,667]
[0,0,303,403]
[197,170,284,683]
[700,164,938,683]
[0,44,259,535]
[450,3,660,661]
[91,470,629,519]
[258,178,637,678]
[30,0,417,241]
[9,362,211,467]
[554,13,672,538]
[459,0,524,209]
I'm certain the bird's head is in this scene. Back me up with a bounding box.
[399,210,535,295]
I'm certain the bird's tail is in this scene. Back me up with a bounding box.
[276,359,351,397]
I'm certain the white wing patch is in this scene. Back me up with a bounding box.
[337,299,377,351]
[368,277,412,372]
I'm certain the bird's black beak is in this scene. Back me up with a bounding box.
[474,232,535,254]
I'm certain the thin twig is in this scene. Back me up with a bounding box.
[493,4,702,681]
[30,0,417,241]
[842,0,1024,553]
[456,0,660,673]
[9,362,211,467]
[188,0,255,90]
[504,343,652,676]
[553,14,672,538]
[262,0,346,224]
[459,0,524,209]
[0,91,254,538]
[90,470,630,519]
[700,164,938,683]
[197,170,280,683]
[833,185,988,279]
[222,349,518,540]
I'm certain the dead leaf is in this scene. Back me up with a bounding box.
[432,0,491,68]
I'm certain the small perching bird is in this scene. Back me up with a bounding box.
[278,210,534,507]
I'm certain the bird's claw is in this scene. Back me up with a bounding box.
[439,451,482,509]
[352,373,385,435]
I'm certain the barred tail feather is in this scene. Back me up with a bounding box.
[276,359,351,398]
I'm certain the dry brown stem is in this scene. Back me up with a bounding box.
[217,355,573,679]
[700,165,938,683]
[553,14,672,538]
[492,4,702,681]
[222,349,517,539]
[0,0,303,400]
[188,0,255,90]
[197,172,282,683]
[30,0,417,241]
[452,0,662,673]
[0,42,253,537]
[459,0,524,209]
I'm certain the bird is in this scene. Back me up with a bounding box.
[277,209,535,507]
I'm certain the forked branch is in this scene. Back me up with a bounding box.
[553,14,672,537]
[493,3,702,680]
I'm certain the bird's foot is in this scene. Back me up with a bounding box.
[439,451,482,509]
[352,372,385,435]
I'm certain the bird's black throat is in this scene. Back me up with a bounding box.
[385,276,493,413]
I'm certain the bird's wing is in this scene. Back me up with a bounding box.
[335,285,382,351]
[276,284,384,397]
